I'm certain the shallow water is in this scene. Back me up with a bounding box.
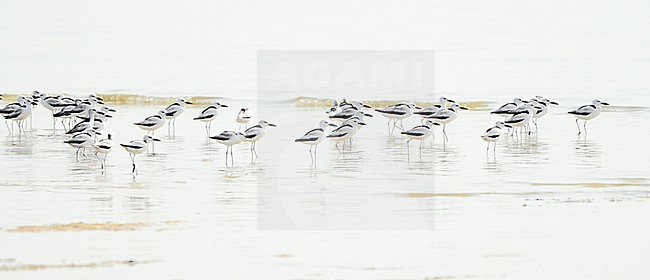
[1,99,649,279]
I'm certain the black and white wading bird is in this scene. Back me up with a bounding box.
[490,98,527,119]
[401,119,440,159]
[53,99,94,131]
[121,135,160,175]
[66,109,105,135]
[242,120,276,161]
[94,134,114,171]
[375,102,421,136]
[236,108,252,131]
[295,120,338,165]
[426,103,468,141]
[164,98,192,135]
[194,101,228,137]
[1,96,36,137]
[328,107,373,124]
[64,126,97,162]
[529,96,559,129]
[504,103,540,136]
[210,130,246,166]
[414,96,455,119]
[134,110,167,153]
[340,99,372,110]
[39,93,75,131]
[481,121,510,157]
[326,118,366,155]
[568,99,609,136]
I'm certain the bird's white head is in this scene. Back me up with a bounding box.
[213,101,228,108]
[440,96,455,104]
[495,121,511,129]
[406,101,421,110]
[319,120,337,128]
[143,134,161,143]
[450,103,469,111]
[593,99,610,106]
[424,119,440,127]
[178,98,193,105]
[347,118,367,127]
[258,120,277,128]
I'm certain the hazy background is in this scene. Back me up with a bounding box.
[1,0,649,102]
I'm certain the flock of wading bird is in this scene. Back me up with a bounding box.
[0,91,609,175]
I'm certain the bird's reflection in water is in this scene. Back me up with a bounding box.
[498,133,551,172]
[483,158,505,173]
[573,138,602,168]
[5,141,34,156]
[124,195,154,216]
[217,165,252,182]
[328,148,366,174]
[406,159,435,176]
[380,136,409,164]
[433,142,460,175]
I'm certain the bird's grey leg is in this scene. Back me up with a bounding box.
[387,120,391,135]
[335,142,342,155]
[309,146,313,165]
[576,119,581,135]
[131,154,137,175]
[583,120,588,135]
[225,147,229,166]
[230,146,235,165]
[406,139,411,161]
[443,124,448,142]
[95,152,103,169]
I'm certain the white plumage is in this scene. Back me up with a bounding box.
[210,130,246,166]
[243,120,276,161]
[568,99,609,135]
